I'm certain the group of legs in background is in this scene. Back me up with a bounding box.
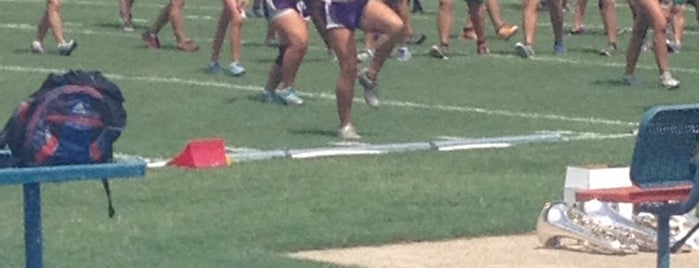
[28,0,698,138]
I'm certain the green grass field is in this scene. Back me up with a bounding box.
[0,0,698,267]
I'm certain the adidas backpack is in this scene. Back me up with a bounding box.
[0,70,126,167]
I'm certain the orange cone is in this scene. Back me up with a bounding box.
[168,138,229,169]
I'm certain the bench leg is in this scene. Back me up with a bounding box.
[23,183,43,268]
[657,212,670,268]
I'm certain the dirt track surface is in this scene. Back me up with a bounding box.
[288,234,699,268]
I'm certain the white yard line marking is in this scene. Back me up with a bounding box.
[0,64,638,126]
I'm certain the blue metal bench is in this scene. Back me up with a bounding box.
[577,103,699,268]
[0,159,146,268]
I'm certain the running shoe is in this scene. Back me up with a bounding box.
[31,41,44,54]
[259,91,282,104]
[276,88,304,105]
[599,43,617,57]
[208,61,222,74]
[623,75,639,86]
[357,49,374,63]
[497,24,519,40]
[659,71,680,90]
[338,124,361,140]
[122,21,134,32]
[553,41,566,55]
[141,31,160,49]
[358,68,380,109]
[667,40,681,54]
[57,40,78,56]
[514,42,535,58]
[229,61,246,77]
[407,34,427,45]
[396,47,411,61]
[429,44,449,60]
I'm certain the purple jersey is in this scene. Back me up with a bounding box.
[323,0,369,30]
[264,0,306,20]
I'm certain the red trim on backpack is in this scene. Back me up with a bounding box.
[35,134,59,164]
[90,142,101,162]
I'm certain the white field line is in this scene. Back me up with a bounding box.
[111,130,635,166]
[0,64,638,126]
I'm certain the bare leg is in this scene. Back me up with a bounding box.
[327,28,358,128]
[486,0,505,29]
[46,0,66,44]
[226,0,244,63]
[274,13,308,89]
[437,0,453,45]
[522,0,538,45]
[361,0,406,80]
[211,8,230,62]
[547,0,564,44]
[467,0,487,52]
[601,0,618,45]
[35,10,50,43]
[625,11,649,76]
[572,0,588,31]
[168,0,187,44]
[148,2,171,34]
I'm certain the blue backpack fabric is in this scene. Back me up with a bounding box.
[0,70,126,168]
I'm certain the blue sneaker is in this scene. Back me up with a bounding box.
[260,91,281,104]
[275,88,304,105]
[229,61,245,77]
[623,75,639,86]
[553,41,566,55]
[207,62,222,74]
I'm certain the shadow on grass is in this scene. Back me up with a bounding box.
[591,79,629,87]
[288,128,338,138]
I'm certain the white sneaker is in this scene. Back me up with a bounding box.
[358,68,379,109]
[57,39,78,56]
[396,47,411,62]
[659,71,680,90]
[338,124,361,140]
[229,61,246,77]
[357,49,374,63]
[275,88,304,106]
[31,41,44,54]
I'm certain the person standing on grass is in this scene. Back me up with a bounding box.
[568,0,621,56]
[623,0,680,89]
[429,0,519,59]
[31,0,78,56]
[513,0,565,58]
[208,0,248,77]
[310,0,406,139]
[258,0,309,106]
[118,0,136,31]
[141,0,198,52]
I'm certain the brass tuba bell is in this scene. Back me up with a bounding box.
[536,201,639,254]
[581,200,658,252]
